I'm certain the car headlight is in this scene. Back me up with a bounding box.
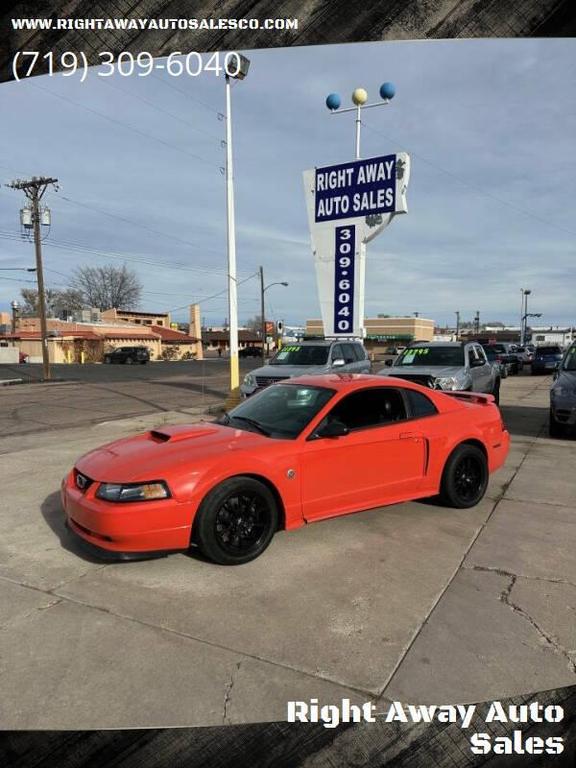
[243,373,256,387]
[96,481,170,502]
[434,376,460,391]
[552,386,576,398]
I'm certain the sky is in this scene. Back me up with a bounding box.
[0,38,574,329]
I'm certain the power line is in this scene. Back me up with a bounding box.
[362,121,576,239]
[0,229,247,278]
[149,72,221,116]
[99,78,221,143]
[52,193,229,258]
[29,81,222,170]
[165,272,259,313]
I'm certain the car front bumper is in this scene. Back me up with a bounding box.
[551,399,576,427]
[61,472,193,556]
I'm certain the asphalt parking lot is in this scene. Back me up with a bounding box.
[1,370,575,729]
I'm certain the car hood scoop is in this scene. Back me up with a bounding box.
[149,425,219,443]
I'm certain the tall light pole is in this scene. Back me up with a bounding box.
[11,300,20,335]
[521,289,532,346]
[259,265,288,365]
[223,55,250,409]
[6,177,57,380]
[455,310,460,340]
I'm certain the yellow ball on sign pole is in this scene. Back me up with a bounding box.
[352,88,368,106]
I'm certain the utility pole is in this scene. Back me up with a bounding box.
[259,266,266,366]
[455,310,460,340]
[474,310,480,336]
[7,177,58,380]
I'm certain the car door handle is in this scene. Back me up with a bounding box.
[400,432,422,440]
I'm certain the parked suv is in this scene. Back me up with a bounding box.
[104,346,150,365]
[532,345,563,375]
[480,343,521,375]
[240,339,371,398]
[550,343,576,437]
[378,341,500,403]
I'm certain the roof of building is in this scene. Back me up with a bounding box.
[202,330,261,343]
[151,325,199,343]
[108,309,170,318]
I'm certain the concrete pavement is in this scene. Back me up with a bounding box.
[1,372,575,728]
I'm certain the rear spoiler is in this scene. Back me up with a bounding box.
[443,391,495,405]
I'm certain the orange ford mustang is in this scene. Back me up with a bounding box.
[61,374,510,565]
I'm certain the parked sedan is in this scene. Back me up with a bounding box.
[549,344,576,437]
[62,374,509,565]
[532,345,563,375]
[104,346,150,365]
[239,346,261,358]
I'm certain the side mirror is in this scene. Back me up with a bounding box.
[470,357,485,368]
[385,359,394,367]
[313,420,349,439]
[331,358,345,368]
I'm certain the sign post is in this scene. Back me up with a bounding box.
[303,151,410,339]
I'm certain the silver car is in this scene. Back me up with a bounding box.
[240,339,371,398]
[378,341,501,403]
[550,343,576,437]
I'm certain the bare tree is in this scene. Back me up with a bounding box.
[245,315,263,332]
[20,287,84,317]
[72,264,142,310]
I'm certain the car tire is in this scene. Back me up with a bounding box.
[439,444,489,509]
[492,378,500,406]
[549,409,565,438]
[104,356,111,364]
[193,476,279,565]
[140,361,147,365]
[125,357,134,365]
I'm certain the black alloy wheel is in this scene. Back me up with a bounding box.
[439,444,488,508]
[125,357,134,365]
[549,409,565,438]
[194,477,278,565]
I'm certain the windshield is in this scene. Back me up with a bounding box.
[270,345,329,366]
[537,347,561,356]
[562,347,576,371]
[396,346,464,367]
[217,384,335,439]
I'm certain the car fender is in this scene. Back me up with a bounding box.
[425,420,490,481]
[187,454,303,531]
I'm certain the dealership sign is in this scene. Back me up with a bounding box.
[303,152,410,338]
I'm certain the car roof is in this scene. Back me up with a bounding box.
[407,341,463,347]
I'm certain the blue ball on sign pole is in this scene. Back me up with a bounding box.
[325,93,341,111]
[380,82,395,100]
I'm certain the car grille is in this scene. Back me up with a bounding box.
[389,374,436,388]
[255,375,290,388]
[74,470,93,493]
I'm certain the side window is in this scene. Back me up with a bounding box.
[331,344,345,362]
[406,389,438,419]
[352,343,366,361]
[467,346,479,365]
[323,388,407,431]
[475,346,487,364]
[341,343,356,364]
